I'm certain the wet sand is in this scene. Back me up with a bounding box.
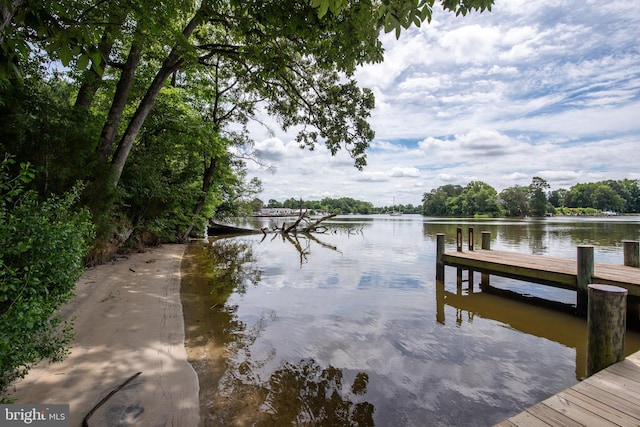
[8,244,199,426]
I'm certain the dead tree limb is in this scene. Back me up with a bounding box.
[300,212,339,233]
[284,209,309,233]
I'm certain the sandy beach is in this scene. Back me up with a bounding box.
[8,244,200,426]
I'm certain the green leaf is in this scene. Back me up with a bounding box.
[58,44,72,66]
[317,1,330,18]
[76,53,90,70]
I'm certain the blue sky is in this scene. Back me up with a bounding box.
[244,0,640,207]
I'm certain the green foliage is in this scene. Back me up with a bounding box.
[0,73,103,196]
[0,157,94,401]
[119,87,223,242]
[426,178,640,217]
[528,176,550,216]
[0,0,105,85]
[553,207,600,216]
[2,0,494,248]
[422,184,463,216]
[422,182,500,217]
[499,185,528,217]
[565,180,638,213]
[311,0,494,38]
[262,197,422,215]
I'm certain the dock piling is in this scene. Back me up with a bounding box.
[623,240,639,267]
[436,234,445,280]
[456,227,462,252]
[481,232,491,250]
[577,245,594,315]
[587,284,627,377]
[468,227,474,251]
[481,232,491,287]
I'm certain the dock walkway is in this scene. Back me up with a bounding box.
[442,249,640,298]
[495,350,640,426]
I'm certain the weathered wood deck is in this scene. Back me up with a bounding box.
[442,249,640,298]
[494,350,640,426]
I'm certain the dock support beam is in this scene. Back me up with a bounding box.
[577,245,594,315]
[481,232,491,287]
[587,284,627,377]
[623,240,639,267]
[436,234,445,281]
[481,232,491,250]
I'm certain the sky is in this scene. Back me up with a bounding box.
[243,0,640,207]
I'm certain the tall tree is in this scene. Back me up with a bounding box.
[528,176,549,216]
[499,185,529,216]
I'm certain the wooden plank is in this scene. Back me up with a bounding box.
[523,402,582,427]
[559,388,640,426]
[495,351,640,426]
[605,359,640,382]
[627,351,640,364]
[442,251,577,288]
[594,263,640,286]
[571,380,640,419]
[583,368,640,399]
[443,249,640,296]
[560,386,640,426]
[540,394,617,426]
[494,420,519,427]
[504,409,553,427]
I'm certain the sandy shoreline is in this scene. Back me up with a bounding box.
[8,244,200,426]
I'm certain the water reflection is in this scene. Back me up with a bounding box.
[422,217,640,260]
[181,241,375,426]
[262,359,374,426]
[184,215,640,426]
[435,277,590,379]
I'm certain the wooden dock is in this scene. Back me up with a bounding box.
[436,230,640,309]
[494,349,640,426]
[442,249,640,298]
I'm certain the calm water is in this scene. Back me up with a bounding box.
[181,215,640,426]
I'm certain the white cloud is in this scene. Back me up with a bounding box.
[439,25,501,64]
[389,167,421,178]
[245,0,640,206]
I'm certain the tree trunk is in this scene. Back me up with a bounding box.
[0,0,25,44]
[109,9,204,186]
[181,156,218,241]
[74,24,118,110]
[98,38,143,162]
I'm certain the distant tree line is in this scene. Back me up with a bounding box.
[422,177,640,217]
[248,197,422,215]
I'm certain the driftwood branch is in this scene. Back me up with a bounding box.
[300,212,339,233]
[82,372,142,427]
[284,209,309,233]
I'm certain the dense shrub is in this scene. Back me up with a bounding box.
[0,157,93,401]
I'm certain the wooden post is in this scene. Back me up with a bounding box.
[577,245,594,315]
[481,232,490,287]
[623,240,639,267]
[621,242,639,326]
[481,231,491,250]
[587,284,627,377]
[468,227,474,251]
[456,227,462,252]
[436,234,445,281]
[436,278,445,324]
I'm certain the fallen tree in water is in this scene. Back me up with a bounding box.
[264,212,340,235]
